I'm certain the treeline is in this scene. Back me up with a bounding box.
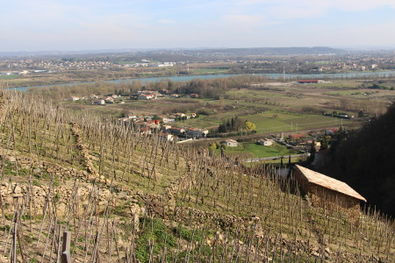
[360,80,395,90]
[218,117,256,133]
[208,117,257,137]
[324,103,395,217]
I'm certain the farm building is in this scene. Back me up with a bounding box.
[138,94,156,100]
[294,165,366,218]
[222,139,239,147]
[258,138,274,146]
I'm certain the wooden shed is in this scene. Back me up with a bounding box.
[294,165,366,217]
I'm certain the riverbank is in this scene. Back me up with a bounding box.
[7,70,395,91]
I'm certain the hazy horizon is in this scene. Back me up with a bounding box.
[1,0,395,52]
[2,46,395,55]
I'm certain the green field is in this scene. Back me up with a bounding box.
[220,142,296,159]
[0,74,18,79]
[175,109,345,134]
[240,111,344,134]
[325,90,380,98]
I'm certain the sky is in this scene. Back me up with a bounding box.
[1,0,395,51]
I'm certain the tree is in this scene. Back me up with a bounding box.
[325,103,395,216]
[308,140,316,163]
[152,115,161,121]
[244,121,256,132]
[208,143,217,156]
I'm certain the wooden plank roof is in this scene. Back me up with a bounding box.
[295,165,367,202]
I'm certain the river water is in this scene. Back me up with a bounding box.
[11,70,395,91]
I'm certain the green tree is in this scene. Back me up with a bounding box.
[208,143,217,156]
[244,121,256,132]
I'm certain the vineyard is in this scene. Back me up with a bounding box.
[0,90,393,262]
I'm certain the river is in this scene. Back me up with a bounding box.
[10,70,395,91]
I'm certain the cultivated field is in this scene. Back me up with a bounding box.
[54,77,395,135]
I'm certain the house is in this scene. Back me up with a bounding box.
[138,94,155,100]
[170,127,185,136]
[94,100,106,105]
[158,62,175,67]
[162,117,175,123]
[289,134,305,140]
[258,138,273,146]
[71,96,80,101]
[222,139,239,147]
[159,132,174,142]
[293,165,366,218]
[105,97,114,104]
[314,141,321,151]
[186,128,204,139]
[162,125,172,130]
[146,120,161,129]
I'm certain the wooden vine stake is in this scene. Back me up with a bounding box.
[61,231,72,263]
[11,211,18,263]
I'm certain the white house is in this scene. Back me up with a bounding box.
[159,133,174,142]
[258,139,273,146]
[222,139,238,147]
[94,100,106,105]
[105,97,114,104]
[138,94,155,100]
[162,117,176,123]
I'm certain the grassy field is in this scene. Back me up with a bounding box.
[220,142,296,158]
[174,109,346,134]
[240,111,344,134]
[0,74,18,79]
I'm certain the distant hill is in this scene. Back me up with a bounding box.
[187,47,345,56]
[326,103,395,216]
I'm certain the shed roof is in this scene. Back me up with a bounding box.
[295,165,367,202]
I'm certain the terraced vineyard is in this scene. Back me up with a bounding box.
[0,90,393,262]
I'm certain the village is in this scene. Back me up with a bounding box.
[69,89,209,143]
[68,88,344,154]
